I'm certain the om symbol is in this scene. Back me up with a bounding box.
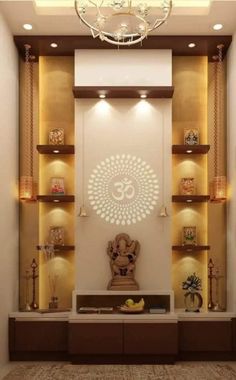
[112,177,135,202]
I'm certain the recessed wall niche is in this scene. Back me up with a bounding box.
[38,56,75,309]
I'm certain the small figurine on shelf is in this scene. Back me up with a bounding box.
[182,226,197,245]
[184,128,199,145]
[50,177,65,195]
[49,226,65,245]
[49,128,64,145]
[179,178,196,195]
[182,273,203,312]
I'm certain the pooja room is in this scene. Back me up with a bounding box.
[1,0,236,373]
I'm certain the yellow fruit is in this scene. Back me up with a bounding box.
[125,298,134,307]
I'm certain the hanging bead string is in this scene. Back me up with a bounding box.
[23,44,31,177]
[29,54,34,178]
[213,54,219,178]
[217,44,224,177]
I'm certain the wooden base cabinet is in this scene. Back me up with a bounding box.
[68,321,178,363]
[9,318,68,361]
[9,317,236,362]
[179,320,233,360]
[69,322,123,355]
[124,322,178,355]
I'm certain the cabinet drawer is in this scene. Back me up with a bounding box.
[179,321,232,352]
[13,321,68,352]
[124,323,178,355]
[69,322,123,355]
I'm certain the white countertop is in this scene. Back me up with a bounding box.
[9,310,236,322]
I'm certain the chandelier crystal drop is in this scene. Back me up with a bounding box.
[75,0,172,46]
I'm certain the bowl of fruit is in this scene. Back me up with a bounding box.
[119,298,145,313]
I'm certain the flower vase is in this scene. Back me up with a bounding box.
[184,291,203,312]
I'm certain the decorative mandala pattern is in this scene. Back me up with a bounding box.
[88,154,159,225]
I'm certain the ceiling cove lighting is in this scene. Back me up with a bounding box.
[23,23,33,30]
[74,0,172,47]
[213,23,223,31]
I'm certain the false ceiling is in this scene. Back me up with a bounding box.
[0,0,234,59]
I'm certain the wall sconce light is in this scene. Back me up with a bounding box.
[20,44,35,201]
[210,44,227,202]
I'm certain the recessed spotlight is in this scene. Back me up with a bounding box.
[50,43,58,48]
[53,150,60,154]
[188,43,196,48]
[140,94,147,99]
[186,199,193,203]
[99,94,106,99]
[23,23,33,30]
[53,199,60,203]
[213,23,223,31]
[186,150,193,154]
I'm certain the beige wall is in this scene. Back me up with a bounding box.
[0,12,19,364]
[75,99,172,290]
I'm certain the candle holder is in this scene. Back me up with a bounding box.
[23,270,31,311]
[30,258,39,310]
[208,258,215,310]
[208,258,224,312]
[212,267,224,312]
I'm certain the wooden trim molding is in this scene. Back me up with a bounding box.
[73,86,174,99]
[14,35,232,61]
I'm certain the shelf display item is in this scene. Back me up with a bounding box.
[179,177,196,195]
[49,128,64,145]
[49,226,65,245]
[182,273,203,312]
[182,226,197,245]
[50,177,65,195]
[184,128,199,145]
[107,233,140,290]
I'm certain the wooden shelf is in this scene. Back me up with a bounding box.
[37,195,75,203]
[37,245,75,252]
[73,86,174,99]
[36,145,74,154]
[172,195,210,203]
[172,245,210,252]
[172,145,210,154]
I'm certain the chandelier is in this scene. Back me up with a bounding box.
[74,0,172,46]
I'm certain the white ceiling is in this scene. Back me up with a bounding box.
[0,0,236,36]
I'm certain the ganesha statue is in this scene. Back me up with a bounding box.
[107,233,140,290]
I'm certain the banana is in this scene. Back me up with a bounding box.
[125,298,145,309]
